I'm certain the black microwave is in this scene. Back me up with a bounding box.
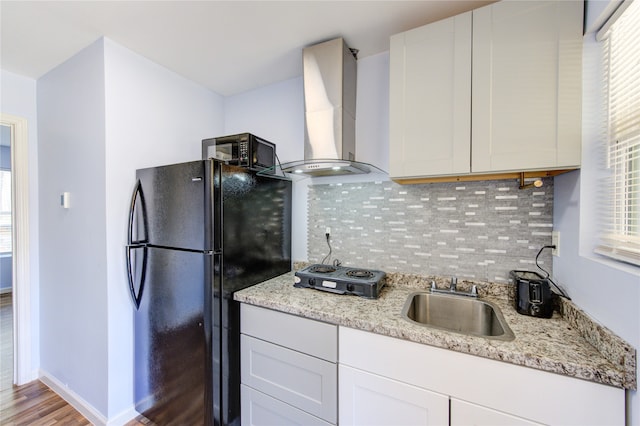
[202,133,276,170]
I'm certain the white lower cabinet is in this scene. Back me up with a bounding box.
[339,364,449,425]
[240,305,624,426]
[240,304,338,426]
[339,327,625,426]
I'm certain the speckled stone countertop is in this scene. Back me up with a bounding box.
[234,270,636,390]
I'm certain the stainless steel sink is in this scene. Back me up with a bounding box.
[401,292,515,341]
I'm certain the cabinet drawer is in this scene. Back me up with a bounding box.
[241,304,337,362]
[241,385,333,426]
[241,335,337,423]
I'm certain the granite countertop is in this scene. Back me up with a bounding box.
[234,270,636,390]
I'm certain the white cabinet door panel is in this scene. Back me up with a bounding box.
[471,0,582,173]
[389,11,472,178]
[339,364,449,426]
[241,335,337,423]
[241,385,332,426]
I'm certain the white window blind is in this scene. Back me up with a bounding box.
[594,0,640,266]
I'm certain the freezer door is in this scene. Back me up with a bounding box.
[134,246,208,425]
[219,164,292,291]
[136,160,211,251]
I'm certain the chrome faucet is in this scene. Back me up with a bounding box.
[430,276,478,298]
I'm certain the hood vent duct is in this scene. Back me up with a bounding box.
[277,38,386,178]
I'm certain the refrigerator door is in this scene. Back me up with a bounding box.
[134,246,208,425]
[136,160,211,251]
[214,163,292,426]
[219,163,292,289]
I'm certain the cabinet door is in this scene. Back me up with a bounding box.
[451,399,543,426]
[339,365,449,426]
[472,0,582,173]
[389,12,472,179]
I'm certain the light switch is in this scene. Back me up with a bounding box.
[61,192,70,209]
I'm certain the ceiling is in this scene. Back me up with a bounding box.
[1,1,493,97]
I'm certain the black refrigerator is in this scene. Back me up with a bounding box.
[126,159,292,425]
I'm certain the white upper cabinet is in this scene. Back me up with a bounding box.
[472,0,582,173]
[389,12,472,178]
[389,0,583,180]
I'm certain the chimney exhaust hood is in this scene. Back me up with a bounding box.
[277,38,386,178]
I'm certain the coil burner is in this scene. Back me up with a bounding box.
[294,264,386,299]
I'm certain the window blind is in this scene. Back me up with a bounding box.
[594,0,640,266]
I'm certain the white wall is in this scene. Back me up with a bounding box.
[37,38,109,414]
[354,52,390,173]
[103,37,224,420]
[0,69,40,378]
[224,77,304,164]
[553,1,640,422]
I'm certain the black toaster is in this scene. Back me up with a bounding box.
[510,270,556,318]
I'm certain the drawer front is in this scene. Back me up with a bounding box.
[241,335,337,423]
[241,304,337,362]
[241,385,334,426]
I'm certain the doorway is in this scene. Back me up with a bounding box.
[0,124,13,389]
[0,113,32,386]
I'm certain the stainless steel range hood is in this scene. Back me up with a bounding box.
[279,38,385,177]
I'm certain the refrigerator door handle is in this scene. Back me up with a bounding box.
[126,245,147,310]
[128,179,148,245]
[127,179,149,309]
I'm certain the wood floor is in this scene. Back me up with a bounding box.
[0,293,152,425]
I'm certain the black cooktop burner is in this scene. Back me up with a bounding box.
[309,265,337,274]
[294,264,386,299]
[346,269,375,279]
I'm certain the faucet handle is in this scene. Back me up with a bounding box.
[430,280,436,290]
[471,285,478,296]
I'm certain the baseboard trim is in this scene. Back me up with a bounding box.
[39,370,108,426]
[107,405,140,426]
[38,370,139,425]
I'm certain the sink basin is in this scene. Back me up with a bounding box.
[401,292,515,341]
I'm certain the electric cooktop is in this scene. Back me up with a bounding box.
[294,264,386,299]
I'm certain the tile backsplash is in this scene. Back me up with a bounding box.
[307,178,554,283]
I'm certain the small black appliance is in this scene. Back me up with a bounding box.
[294,264,386,299]
[202,133,276,171]
[510,270,556,318]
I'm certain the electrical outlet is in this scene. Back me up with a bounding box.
[551,231,560,256]
[325,227,331,236]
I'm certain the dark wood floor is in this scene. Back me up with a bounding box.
[0,293,152,425]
